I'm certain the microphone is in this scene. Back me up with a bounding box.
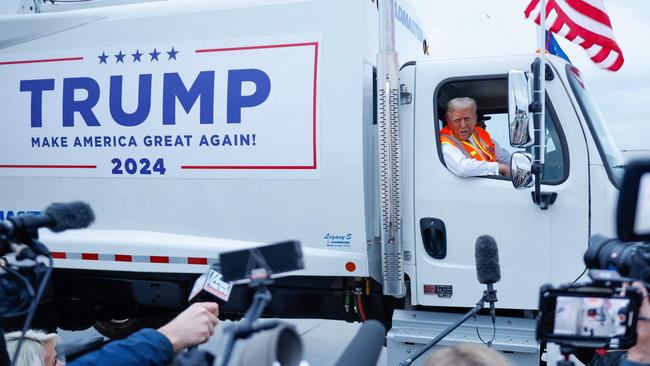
[1,202,95,236]
[334,320,385,366]
[188,263,233,304]
[0,202,95,258]
[475,235,501,323]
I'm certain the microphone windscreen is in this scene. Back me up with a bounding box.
[475,235,501,284]
[45,202,95,232]
[334,320,385,366]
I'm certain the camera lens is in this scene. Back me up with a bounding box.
[584,234,650,281]
[584,235,625,270]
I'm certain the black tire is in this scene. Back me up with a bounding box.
[93,318,144,339]
[94,312,175,339]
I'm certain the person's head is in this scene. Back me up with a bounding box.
[4,330,63,366]
[424,343,509,366]
[445,97,478,141]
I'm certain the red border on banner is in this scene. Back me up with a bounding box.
[0,165,97,169]
[184,42,319,170]
[0,57,83,66]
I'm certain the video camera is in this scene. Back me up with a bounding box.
[537,160,650,360]
[0,201,95,366]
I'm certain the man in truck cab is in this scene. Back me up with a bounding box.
[440,97,512,178]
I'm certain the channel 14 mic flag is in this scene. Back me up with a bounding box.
[525,0,624,71]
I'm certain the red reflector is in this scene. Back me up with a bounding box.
[51,252,66,259]
[150,256,170,263]
[115,254,132,262]
[81,253,99,260]
[188,257,208,265]
[345,262,356,272]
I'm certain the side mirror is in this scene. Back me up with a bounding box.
[617,160,650,242]
[508,70,534,148]
[511,152,534,189]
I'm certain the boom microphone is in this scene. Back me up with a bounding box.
[0,201,95,237]
[334,320,385,366]
[0,202,95,258]
[400,237,503,366]
[475,235,501,285]
[475,235,501,324]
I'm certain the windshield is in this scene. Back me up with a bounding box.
[566,65,625,188]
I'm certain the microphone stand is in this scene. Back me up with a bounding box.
[399,287,498,366]
[217,262,279,366]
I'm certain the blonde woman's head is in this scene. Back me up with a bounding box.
[5,329,62,366]
[424,343,509,366]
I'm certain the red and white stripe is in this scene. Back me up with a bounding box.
[51,251,215,265]
[525,0,624,71]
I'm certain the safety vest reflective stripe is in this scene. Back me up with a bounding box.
[471,134,494,161]
[440,135,474,159]
[460,140,487,161]
[440,126,496,163]
[474,128,497,161]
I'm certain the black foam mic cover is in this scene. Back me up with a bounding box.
[475,235,501,285]
[45,202,95,232]
[334,320,385,366]
[4,202,95,238]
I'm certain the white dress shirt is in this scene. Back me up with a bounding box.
[442,137,511,178]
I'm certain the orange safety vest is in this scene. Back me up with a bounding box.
[440,126,496,162]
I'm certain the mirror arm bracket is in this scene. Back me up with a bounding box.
[531,191,557,210]
[529,101,542,113]
[532,163,545,209]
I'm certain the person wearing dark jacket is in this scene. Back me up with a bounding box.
[619,281,650,366]
[70,302,219,366]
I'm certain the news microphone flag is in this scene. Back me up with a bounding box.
[546,31,570,62]
[525,0,624,71]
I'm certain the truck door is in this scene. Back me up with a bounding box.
[412,60,590,309]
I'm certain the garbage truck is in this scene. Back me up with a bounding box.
[0,0,627,364]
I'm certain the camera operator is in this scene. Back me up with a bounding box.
[69,302,219,366]
[623,281,650,366]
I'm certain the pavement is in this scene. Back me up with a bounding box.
[58,318,387,365]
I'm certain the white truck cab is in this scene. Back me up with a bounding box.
[0,0,625,363]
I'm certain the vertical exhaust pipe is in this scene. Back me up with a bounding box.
[377,0,405,297]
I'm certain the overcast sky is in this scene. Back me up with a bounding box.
[410,0,649,151]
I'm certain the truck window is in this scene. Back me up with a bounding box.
[435,78,567,184]
[566,64,624,188]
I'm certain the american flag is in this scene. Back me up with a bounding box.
[525,0,624,71]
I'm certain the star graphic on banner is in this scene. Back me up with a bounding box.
[149,48,160,61]
[115,51,125,63]
[98,52,109,64]
[167,47,179,60]
[132,49,143,62]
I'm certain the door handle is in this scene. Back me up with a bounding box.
[420,218,446,259]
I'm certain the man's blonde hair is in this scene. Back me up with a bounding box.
[5,330,60,366]
[446,97,477,117]
[424,343,510,366]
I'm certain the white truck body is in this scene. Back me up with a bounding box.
[0,0,427,278]
[0,0,627,362]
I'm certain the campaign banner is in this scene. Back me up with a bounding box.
[0,35,320,178]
